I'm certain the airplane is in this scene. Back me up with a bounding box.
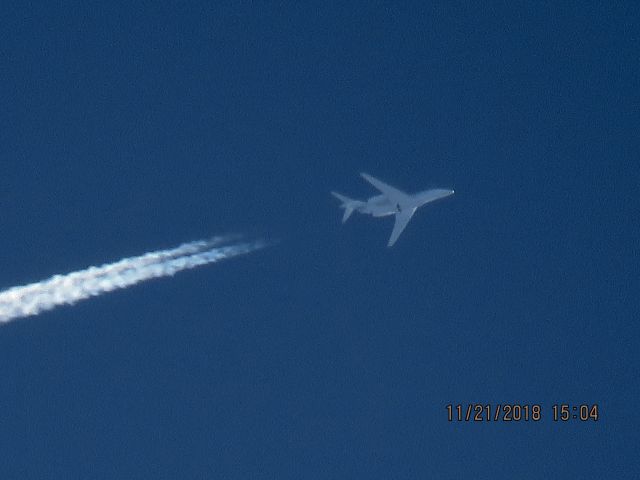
[332,173,454,247]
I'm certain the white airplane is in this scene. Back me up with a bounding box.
[332,173,454,247]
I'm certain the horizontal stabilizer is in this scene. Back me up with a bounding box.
[331,191,351,204]
[331,191,362,223]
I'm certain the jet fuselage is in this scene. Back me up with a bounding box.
[359,189,453,218]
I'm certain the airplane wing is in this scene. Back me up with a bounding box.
[388,208,416,247]
[360,173,407,203]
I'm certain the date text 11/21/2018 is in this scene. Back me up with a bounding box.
[446,404,599,422]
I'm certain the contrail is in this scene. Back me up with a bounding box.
[0,236,267,324]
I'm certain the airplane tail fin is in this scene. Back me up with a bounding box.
[331,191,362,223]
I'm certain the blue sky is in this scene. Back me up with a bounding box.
[1,2,638,478]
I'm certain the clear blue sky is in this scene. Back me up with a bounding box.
[1,2,638,478]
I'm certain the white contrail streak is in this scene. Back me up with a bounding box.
[0,236,267,324]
